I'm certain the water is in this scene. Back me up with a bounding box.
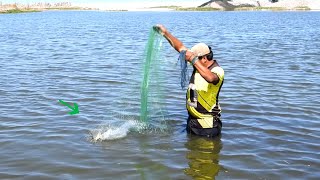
[0,11,319,179]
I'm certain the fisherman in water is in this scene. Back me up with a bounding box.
[154,24,224,138]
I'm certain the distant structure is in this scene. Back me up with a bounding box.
[199,0,283,9]
[199,0,231,7]
[199,0,236,10]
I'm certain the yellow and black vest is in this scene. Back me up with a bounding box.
[186,64,224,128]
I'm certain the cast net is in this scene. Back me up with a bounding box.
[140,27,190,124]
[140,27,165,123]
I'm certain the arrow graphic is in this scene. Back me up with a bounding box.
[58,100,79,115]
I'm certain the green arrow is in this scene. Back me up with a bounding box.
[58,100,79,115]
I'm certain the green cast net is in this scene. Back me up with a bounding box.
[140,27,190,124]
[140,27,165,123]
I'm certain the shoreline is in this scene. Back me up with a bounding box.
[0,2,97,14]
[126,6,320,12]
[2,8,320,14]
[1,3,320,13]
[0,8,97,14]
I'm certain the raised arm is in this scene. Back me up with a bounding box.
[154,24,187,53]
[154,24,218,84]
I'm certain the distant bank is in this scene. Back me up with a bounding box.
[0,2,96,14]
[194,0,320,11]
[149,0,320,11]
[1,0,320,13]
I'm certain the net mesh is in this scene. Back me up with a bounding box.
[140,27,191,124]
[178,50,190,89]
[140,28,165,123]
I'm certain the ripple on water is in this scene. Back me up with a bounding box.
[0,11,320,179]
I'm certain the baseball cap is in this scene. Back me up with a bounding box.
[190,43,210,57]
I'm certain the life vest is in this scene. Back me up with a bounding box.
[186,64,224,128]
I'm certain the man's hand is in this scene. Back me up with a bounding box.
[153,24,167,35]
[153,24,186,53]
[185,50,196,63]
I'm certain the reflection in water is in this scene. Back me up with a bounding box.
[184,135,223,180]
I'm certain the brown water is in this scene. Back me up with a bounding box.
[0,11,319,179]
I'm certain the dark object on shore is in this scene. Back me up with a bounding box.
[199,0,255,11]
[199,0,234,8]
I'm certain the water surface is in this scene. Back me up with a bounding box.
[0,11,319,179]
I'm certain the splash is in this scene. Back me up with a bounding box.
[89,119,170,142]
[89,120,147,142]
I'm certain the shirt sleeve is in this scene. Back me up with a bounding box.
[212,67,224,81]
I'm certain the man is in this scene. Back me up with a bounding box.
[154,24,224,138]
